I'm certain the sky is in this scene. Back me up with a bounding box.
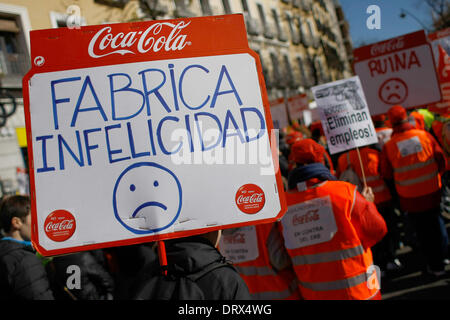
[339,0,435,48]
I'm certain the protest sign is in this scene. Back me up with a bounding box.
[311,76,378,155]
[429,27,450,66]
[353,30,441,115]
[23,14,286,256]
[269,98,289,129]
[287,93,309,122]
[428,45,450,116]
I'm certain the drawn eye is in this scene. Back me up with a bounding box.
[386,86,390,90]
[395,85,399,89]
[130,184,136,192]
[154,180,159,187]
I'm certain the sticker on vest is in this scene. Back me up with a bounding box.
[281,196,337,249]
[218,225,259,264]
[396,136,423,157]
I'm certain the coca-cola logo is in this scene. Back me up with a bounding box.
[44,210,76,242]
[292,209,320,226]
[370,37,405,56]
[88,21,191,58]
[235,184,265,214]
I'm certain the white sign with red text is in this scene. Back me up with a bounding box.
[219,225,259,263]
[269,98,289,129]
[281,196,337,249]
[353,30,441,115]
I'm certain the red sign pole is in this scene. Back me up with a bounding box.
[157,240,168,276]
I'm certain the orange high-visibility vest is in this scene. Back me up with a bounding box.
[281,181,380,300]
[338,148,392,205]
[219,224,301,300]
[383,129,441,198]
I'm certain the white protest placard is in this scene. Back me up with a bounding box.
[269,98,289,129]
[23,15,286,256]
[311,76,378,155]
[353,30,441,115]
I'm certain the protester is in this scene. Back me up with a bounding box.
[281,139,387,300]
[104,243,157,299]
[219,223,301,300]
[408,110,426,131]
[380,105,449,276]
[130,230,251,300]
[337,146,402,274]
[0,195,54,300]
[372,114,393,152]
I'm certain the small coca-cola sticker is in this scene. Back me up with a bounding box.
[235,184,265,214]
[44,210,76,242]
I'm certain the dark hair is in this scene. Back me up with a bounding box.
[0,195,31,232]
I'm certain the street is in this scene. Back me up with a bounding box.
[381,219,450,300]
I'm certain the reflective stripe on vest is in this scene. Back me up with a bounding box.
[393,158,435,174]
[250,279,299,300]
[291,245,364,266]
[365,175,379,182]
[298,271,368,292]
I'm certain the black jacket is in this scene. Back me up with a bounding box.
[0,240,54,300]
[131,236,251,300]
[47,250,115,300]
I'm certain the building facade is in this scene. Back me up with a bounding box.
[0,0,352,195]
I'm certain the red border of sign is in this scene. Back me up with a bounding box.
[23,14,287,256]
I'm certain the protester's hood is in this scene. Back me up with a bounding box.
[164,236,223,275]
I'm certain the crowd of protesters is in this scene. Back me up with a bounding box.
[0,104,449,300]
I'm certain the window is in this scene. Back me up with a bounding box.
[270,51,285,89]
[174,0,195,17]
[296,55,309,88]
[0,17,29,78]
[257,3,274,39]
[199,0,213,16]
[94,0,129,8]
[271,8,287,42]
[222,0,232,14]
[255,49,272,89]
[286,12,300,45]
[283,54,297,88]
